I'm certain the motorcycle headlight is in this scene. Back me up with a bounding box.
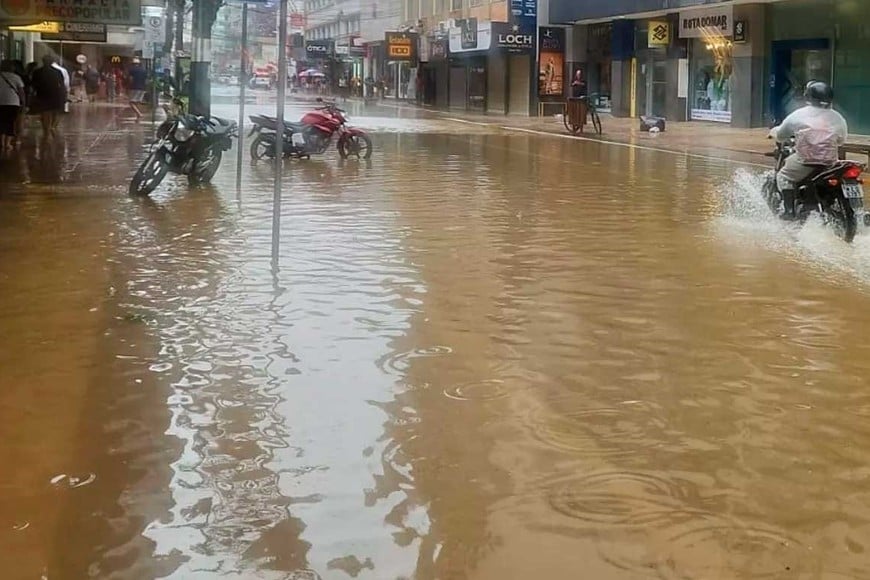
[173,122,193,142]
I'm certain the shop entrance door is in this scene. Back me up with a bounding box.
[771,39,831,123]
[638,49,668,117]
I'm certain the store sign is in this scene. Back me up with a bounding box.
[429,37,447,61]
[289,12,305,30]
[691,109,731,123]
[305,40,334,59]
[8,20,59,33]
[449,20,491,53]
[385,31,418,62]
[350,37,365,56]
[0,0,141,25]
[648,21,669,46]
[509,0,536,48]
[733,19,747,43]
[679,5,732,38]
[494,22,533,53]
[42,21,106,42]
[335,43,349,56]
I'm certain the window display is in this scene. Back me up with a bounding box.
[691,38,732,123]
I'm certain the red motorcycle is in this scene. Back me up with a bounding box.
[249,100,372,161]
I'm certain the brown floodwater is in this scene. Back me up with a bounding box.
[3,103,870,579]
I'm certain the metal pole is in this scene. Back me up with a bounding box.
[236,2,248,193]
[272,0,288,266]
[151,45,157,126]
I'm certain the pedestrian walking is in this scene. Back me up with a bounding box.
[85,65,100,102]
[51,58,70,114]
[31,55,67,138]
[104,68,116,102]
[127,58,147,121]
[0,60,26,151]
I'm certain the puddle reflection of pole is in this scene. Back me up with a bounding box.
[235,2,248,196]
[272,0,289,267]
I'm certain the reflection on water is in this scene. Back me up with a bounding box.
[4,107,870,579]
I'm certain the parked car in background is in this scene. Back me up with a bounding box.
[250,74,274,90]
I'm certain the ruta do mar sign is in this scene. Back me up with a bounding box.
[385,31,418,63]
[0,0,141,26]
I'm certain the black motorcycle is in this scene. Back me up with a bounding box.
[248,113,301,159]
[762,137,866,243]
[129,102,237,196]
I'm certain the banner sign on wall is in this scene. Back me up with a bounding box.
[508,0,536,55]
[538,26,564,96]
[679,5,733,38]
[42,21,106,42]
[0,0,141,25]
[449,19,491,53]
[458,18,477,50]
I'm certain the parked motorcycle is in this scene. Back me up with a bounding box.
[762,137,867,243]
[129,99,238,196]
[248,100,372,161]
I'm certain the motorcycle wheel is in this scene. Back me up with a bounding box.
[338,134,372,159]
[250,134,275,161]
[762,172,782,215]
[129,151,168,196]
[821,189,858,243]
[188,149,223,186]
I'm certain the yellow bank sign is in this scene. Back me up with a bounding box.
[648,21,670,46]
[0,0,141,26]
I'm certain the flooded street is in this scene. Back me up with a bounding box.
[4,100,870,579]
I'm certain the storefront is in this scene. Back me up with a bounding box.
[586,23,612,112]
[680,4,734,124]
[448,19,490,111]
[422,36,448,107]
[384,31,418,99]
[443,18,536,114]
[766,0,869,134]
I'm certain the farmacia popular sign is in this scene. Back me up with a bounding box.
[0,0,141,25]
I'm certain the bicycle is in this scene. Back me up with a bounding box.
[562,93,603,135]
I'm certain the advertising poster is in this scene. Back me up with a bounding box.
[538,27,564,97]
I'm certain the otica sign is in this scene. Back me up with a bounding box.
[493,22,534,54]
[305,40,334,58]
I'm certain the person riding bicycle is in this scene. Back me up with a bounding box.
[771,81,848,219]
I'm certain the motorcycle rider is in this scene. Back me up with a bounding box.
[771,81,848,219]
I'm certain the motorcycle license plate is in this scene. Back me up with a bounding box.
[843,182,864,199]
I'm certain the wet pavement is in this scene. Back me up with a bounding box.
[4,100,870,579]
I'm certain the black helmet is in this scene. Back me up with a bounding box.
[805,81,834,108]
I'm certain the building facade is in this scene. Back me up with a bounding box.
[409,0,538,114]
[548,0,870,133]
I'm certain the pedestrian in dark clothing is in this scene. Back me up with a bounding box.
[0,60,26,150]
[85,65,100,101]
[570,69,587,98]
[31,55,67,138]
[127,58,147,121]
